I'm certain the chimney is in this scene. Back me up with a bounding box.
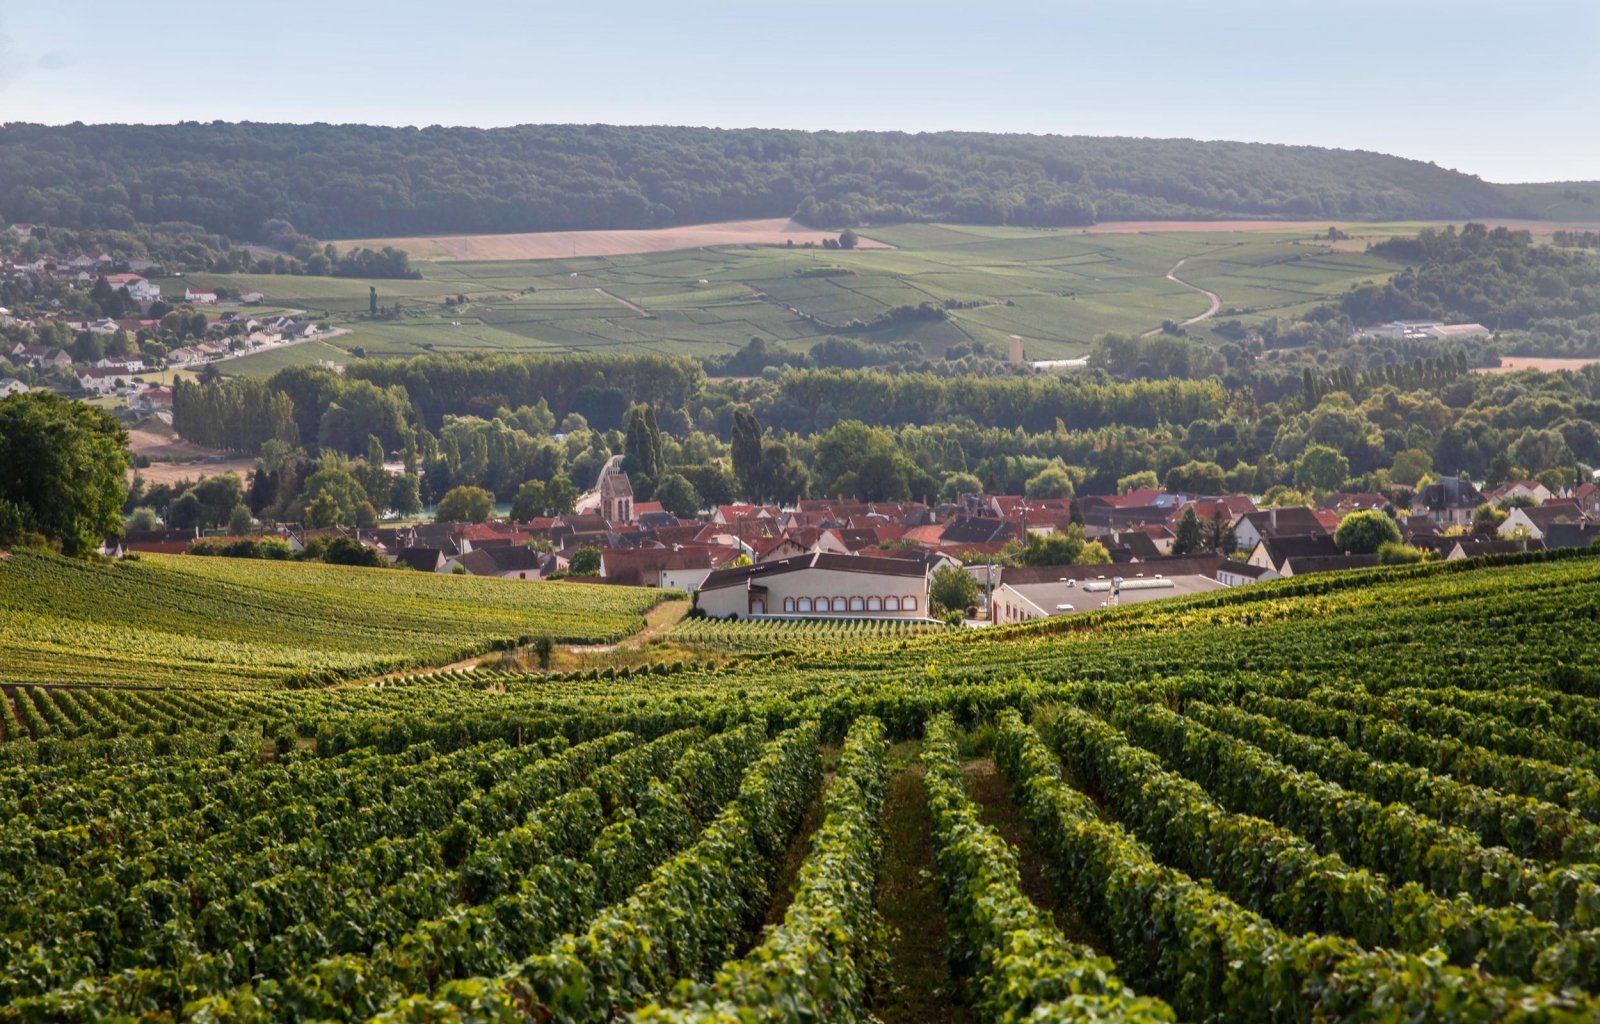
[1269,508,1277,532]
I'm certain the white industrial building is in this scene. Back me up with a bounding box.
[695,552,930,619]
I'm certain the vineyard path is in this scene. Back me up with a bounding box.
[565,598,690,653]
[1141,256,1221,336]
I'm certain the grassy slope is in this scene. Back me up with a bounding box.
[177,224,1407,371]
[0,550,662,688]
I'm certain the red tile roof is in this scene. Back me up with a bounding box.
[900,524,946,546]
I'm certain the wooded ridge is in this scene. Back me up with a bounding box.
[0,122,1541,241]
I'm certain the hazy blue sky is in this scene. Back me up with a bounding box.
[2,0,1595,182]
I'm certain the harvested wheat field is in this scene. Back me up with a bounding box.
[334,218,890,262]
[126,425,255,485]
[1474,356,1600,374]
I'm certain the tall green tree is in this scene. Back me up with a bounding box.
[436,485,496,523]
[1024,461,1075,498]
[930,564,978,614]
[1172,505,1205,556]
[389,474,422,518]
[1204,508,1236,554]
[0,392,130,556]
[568,546,601,576]
[813,420,906,500]
[1004,525,1100,567]
[545,475,579,516]
[623,403,664,498]
[125,506,160,532]
[653,473,702,518]
[511,480,548,522]
[731,407,763,501]
[757,442,808,505]
[1171,508,1196,556]
[297,468,370,527]
[1334,510,1402,554]
[188,473,245,529]
[1164,460,1227,496]
[1389,448,1434,489]
[1292,444,1350,493]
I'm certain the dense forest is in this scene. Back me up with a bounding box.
[161,344,1600,519]
[1340,224,1600,329]
[0,122,1534,241]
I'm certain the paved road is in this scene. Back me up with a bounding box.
[1142,257,1222,337]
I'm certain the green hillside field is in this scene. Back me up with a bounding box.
[0,549,662,688]
[171,221,1409,374]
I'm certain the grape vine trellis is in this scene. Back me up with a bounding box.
[3,548,1600,1020]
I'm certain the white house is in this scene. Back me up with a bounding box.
[13,345,71,370]
[130,384,173,411]
[696,552,930,619]
[105,273,160,303]
[185,287,219,305]
[601,545,737,591]
[1486,480,1553,507]
[660,562,718,593]
[75,366,130,395]
[1498,504,1586,541]
[96,356,146,373]
[453,545,549,579]
[0,378,29,398]
[1232,507,1327,552]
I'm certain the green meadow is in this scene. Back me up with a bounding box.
[173,222,1411,376]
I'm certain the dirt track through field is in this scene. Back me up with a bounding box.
[334,218,890,262]
[1142,257,1222,336]
[595,287,647,315]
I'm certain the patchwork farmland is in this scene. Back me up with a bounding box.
[173,220,1411,372]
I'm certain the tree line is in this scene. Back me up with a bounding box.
[1343,224,1600,330]
[154,344,1600,521]
[0,123,1532,242]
